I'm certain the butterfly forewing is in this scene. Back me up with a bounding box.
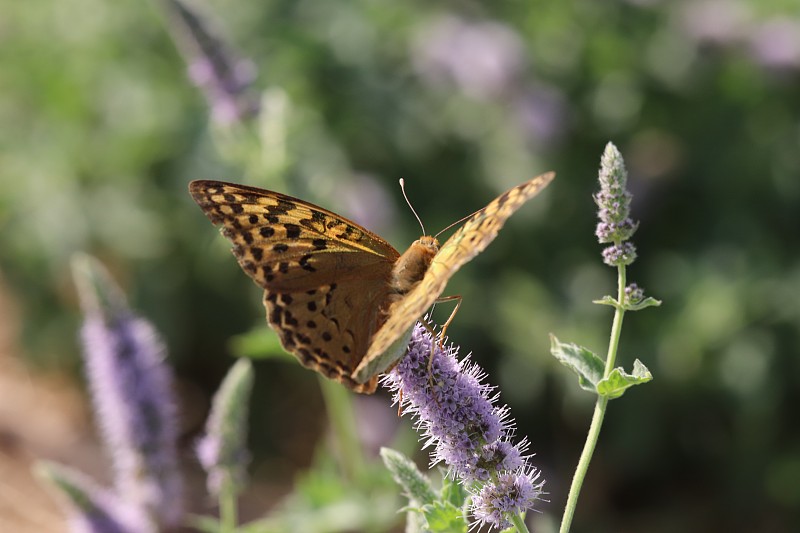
[361,172,555,365]
[190,181,399,289]
[190,180,401,393]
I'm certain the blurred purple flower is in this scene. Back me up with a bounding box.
[73,255,183,530]
[340,173,397,238]
[383,324,544,529]
[37,461,144,533]
[514,85,568,146]
[411,16,524,100]
[159,0,260,125]
[681,0,750,45]
[748,18,800,70]
[195,358,253,497]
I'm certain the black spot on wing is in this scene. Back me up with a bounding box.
[285,224,301,239]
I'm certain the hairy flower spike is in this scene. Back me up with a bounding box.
[383,324,544,529]
[37,462,145,533]
[72,255,183,530]
[596,142,639,265]
[471,469,544,531]
[196,358,254,497]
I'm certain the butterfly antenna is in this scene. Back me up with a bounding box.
[434,208,481,239]
[399,178,426,235]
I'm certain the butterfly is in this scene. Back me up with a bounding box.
[189,172,554,393]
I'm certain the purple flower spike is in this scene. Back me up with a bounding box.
[196,358,254,497]
[72,255,183,530]
[159,0,260,125]
[37,461,152,533]
[472,468,545,531]
[595,142,639,267]
[383,324,544,529]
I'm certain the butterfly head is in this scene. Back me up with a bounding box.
[416,235,439,252]
[410,235,440,271]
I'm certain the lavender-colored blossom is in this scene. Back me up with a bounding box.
[595,143,639,267]
[471,469,544,531]
[601,242,637,267]
[72,255,183,530]
[624,283,645,305]
[159,0,260,125]
[196,358,254,497]
[748,18,800,70]
[681,0,750,45]
[514,85,568,146]
[411,16,524,100]
[383,324,544,529]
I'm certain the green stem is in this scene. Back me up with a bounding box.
[510,512,531,533]
[319,376,367,483]
[559,266,626,533]
[218,472,238,533]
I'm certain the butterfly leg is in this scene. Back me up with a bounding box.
[433,294,462,351]
[423,294,463,373]
[424,294,463,395]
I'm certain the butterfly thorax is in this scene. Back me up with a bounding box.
[389,236,439,299]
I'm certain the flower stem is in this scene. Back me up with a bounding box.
[510,512,531,533]
[218,472,238,533]
[319,376,367,483]
[559,266,627,533]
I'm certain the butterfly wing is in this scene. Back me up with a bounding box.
[190,180,401,393]
[361,172,555,365]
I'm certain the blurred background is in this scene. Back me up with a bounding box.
[1,0,799,531]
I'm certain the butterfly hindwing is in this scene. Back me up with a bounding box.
[264,277,393,393]
[190,180,401,393]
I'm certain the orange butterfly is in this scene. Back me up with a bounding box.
[190,173,554,393]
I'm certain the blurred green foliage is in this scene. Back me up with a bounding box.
[2,0,799,531]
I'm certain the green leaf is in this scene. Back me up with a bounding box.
[625,296,662,311]
[592,295,620,308]
[187,515,222,533]
[243,449,402,532]
[549,335,605,392]
[422,501,468,533]
[440,475,468,509]
[380,448,437,506]
[594,295,662,312]
[596,359,653,399]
